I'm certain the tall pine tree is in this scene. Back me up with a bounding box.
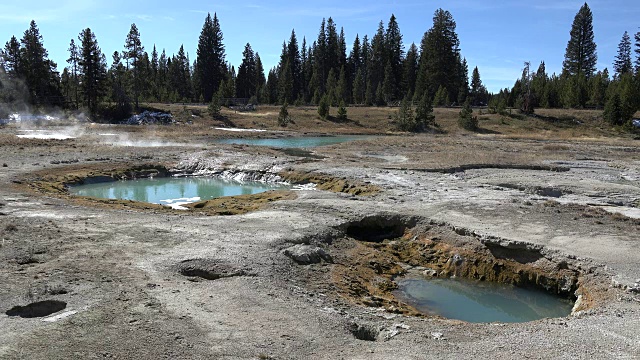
[562,3,597,78]
[196,13,226,102]
[66,39,80,108]
[402,43,418,99]
[78,28,107,114]
[613,31,632,77]
[124,23,144,109]
[385,14,404,101]
[236,43,256,98]
[415,9,461,102]
[20,20,61,105]
[635,31,640,73]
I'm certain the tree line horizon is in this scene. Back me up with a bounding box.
[1,3,639,127]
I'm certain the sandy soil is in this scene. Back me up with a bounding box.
[0,121,639,359]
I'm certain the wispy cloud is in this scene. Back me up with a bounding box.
[132,14,153,22]
[0,0,102,24]
[279,7,372,18]
[532,2,583,11]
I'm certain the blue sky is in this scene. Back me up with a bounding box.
[1,0,638,92]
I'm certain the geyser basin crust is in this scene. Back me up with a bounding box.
[2,122,640,359]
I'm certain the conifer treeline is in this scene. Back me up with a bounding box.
[489,3,640,126]
[1,4,639,126]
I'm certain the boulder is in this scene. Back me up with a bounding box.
[283,244,333,265]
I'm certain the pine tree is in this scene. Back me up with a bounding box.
[108,51,131,117]
[168,45,192,101]
[352,68,364,104]
[254,53,266,103]
[519,62,534,114]
[266,67,278,104]
[470,66,482,105]
[375,82,384,106]
[302,38,314,103]
[635,31,640,73]
[338,27,347,71]
[67,39,80,108]
[287,30,302,100]
[361,35,370,84]
[561,72,587,108]
[369,21,386,96]
[278,101,290,126]
[315,19,327,94]
[336,66,349,104]
[589,69,609,108]
[617,73,638,124]
[196,13,225,102]
[325,68,338,105]
[433,85,448,106]
[385,14,404,101]
[60,68,71,104]
[325,18,340,78]
[613,31,632,77]
[603,92,622,125]
[236,43,256,98]
[208,89,222,119]
[364,78,374,106]
[457,57,469,104]
[318,94,330,119]
[562,3,597,78]
[415,9,461,102]
[157,49,168,101]
[395,96,415,131]
[403,43,419,99]
[78,28,107,114]
[3,36,22,76]
[382,62,393,104]
[531,61,547,108]
[458,100,477,131]
[138,52,152,102]
[150,45,159,101]
[337,100,347,122]
[20,20,60,105]
[348,35,362,81]
[124,23,144,109]
[414,93,435,129]
[278,58,293,104]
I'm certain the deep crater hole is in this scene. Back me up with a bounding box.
[345,215,416,242]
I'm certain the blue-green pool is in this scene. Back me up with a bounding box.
[216,135,373,148]
[394,277,574,323]
[69,177,290,206]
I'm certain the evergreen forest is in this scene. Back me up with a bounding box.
[1,3,639,128]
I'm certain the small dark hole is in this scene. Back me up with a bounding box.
[5,300,67,318]
[349,323,378,341]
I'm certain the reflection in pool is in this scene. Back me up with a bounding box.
[394,277,574,323]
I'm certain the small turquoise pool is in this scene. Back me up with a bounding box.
[216,135,373,148]
[69,177,290,206]
[394,277,574,323]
